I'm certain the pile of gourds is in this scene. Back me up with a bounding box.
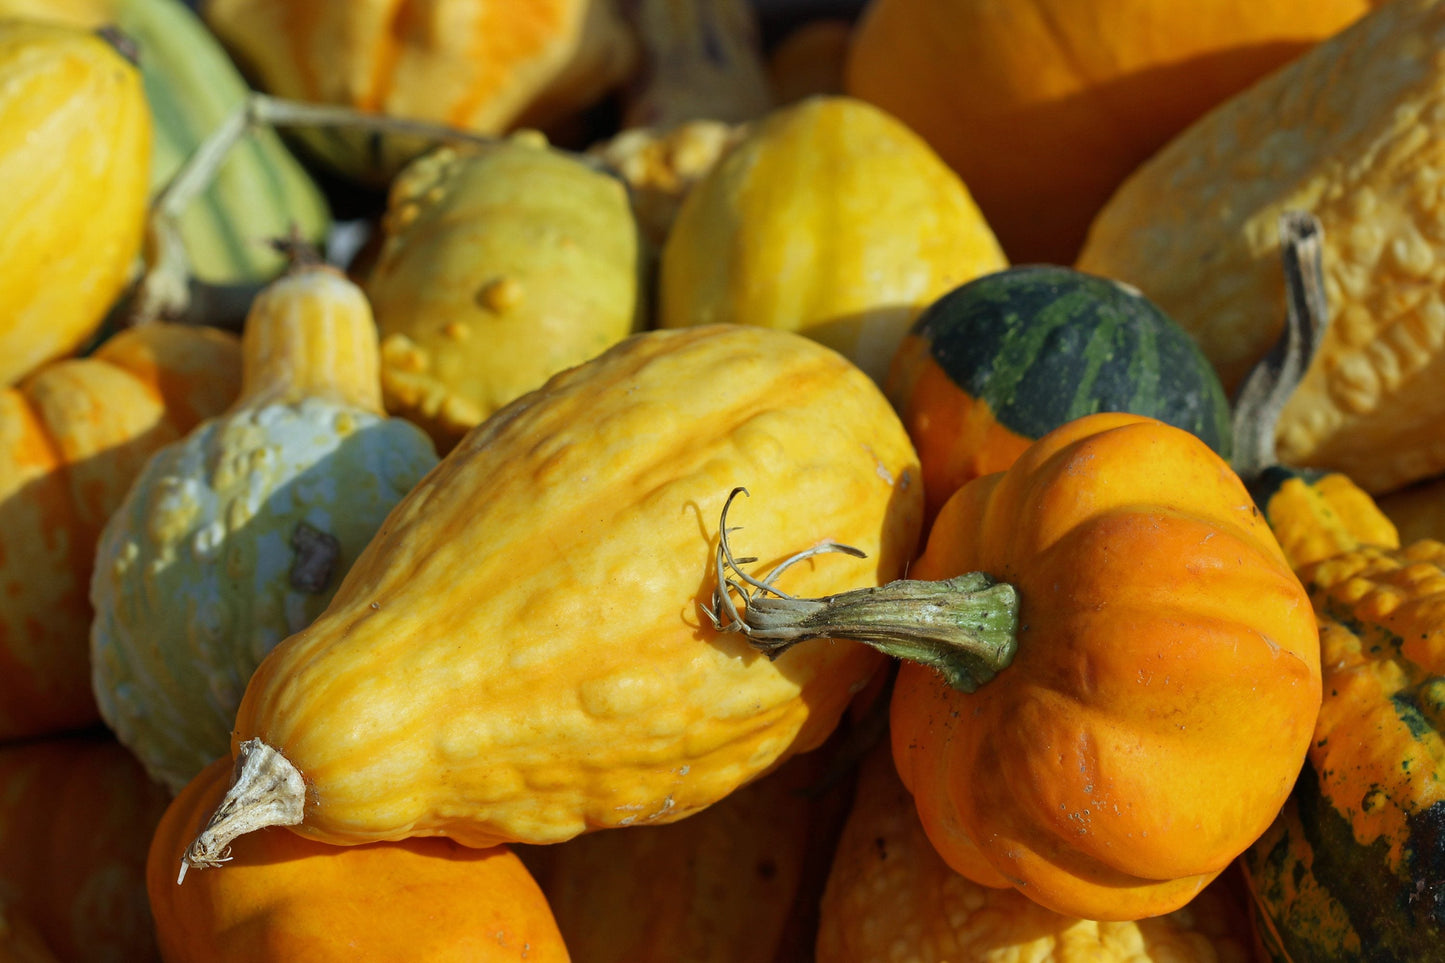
[3,0,1445,960]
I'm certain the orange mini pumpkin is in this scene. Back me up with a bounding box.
[148,757,568,962]
[887,413,1320,921]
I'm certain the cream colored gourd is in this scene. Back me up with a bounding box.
[1076,0,1445,494]
[365,134,645,452]
[658,95,1008,384]
[180,323,922,874]
[90,263,439,794]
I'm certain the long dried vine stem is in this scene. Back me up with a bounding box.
[705,488,1021,693]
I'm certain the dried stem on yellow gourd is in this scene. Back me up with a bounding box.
[1230,210,1328,483]
[131,94,577,329]
[706,488,1020,693]
[179,738,304,884]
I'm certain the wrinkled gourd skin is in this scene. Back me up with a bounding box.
[588,119,748,252]
[1249,465,1401,568]
[228,323,921,849]
[891,413,1321,921]
[521,729,855,963]
[658,94,1008,385]
[202,0,638,184]
[1077,0,1445,495]
[90,266,439,794]
[0,20,151,386]
[366,136,646,453]
[845,0,1373,265]
[0,732,170,963]
[817,742,1256,963]
[0,325,241,741]
[148,757,568,963]
[1241,539,1445,961]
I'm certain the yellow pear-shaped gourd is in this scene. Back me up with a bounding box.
[0,20,151,386]
[179,323,922,873]
[365,134,646,452]
[658,95,1008,383]
[90,262,440,794]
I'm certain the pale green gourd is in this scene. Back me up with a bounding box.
[89,262,439,794]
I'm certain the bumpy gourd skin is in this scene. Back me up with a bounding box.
[890,413,1321,921]
[367,137,645,452]
[229,323,922,849]
[90,267,439,794]
[817,743,1256,963]
[1077,0,1445,494]
[1242,539,1445,962]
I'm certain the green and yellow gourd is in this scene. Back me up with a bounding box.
[886,265,1234,523]
[89,261,439,795]
[364,133,646,453]
[0,0,331,291]
[1218,213,1445,960]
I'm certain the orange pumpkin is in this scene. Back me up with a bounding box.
[148,757,569,962]
[0,732,169,963]
[844,0,1374,264]
[0,324,241,740]
[885,413,1320,921]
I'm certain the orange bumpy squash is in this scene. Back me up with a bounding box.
[201,0,638,183]
[886,413,1320,920]
[0,732,170,963]
[845,0,1373,265]
[817,741,1256,962]
[0,20,151,385]
[149,757,567,962]
[0,324,241,741]
[179,323,922,873]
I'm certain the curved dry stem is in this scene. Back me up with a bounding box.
[179,738,305,884]
[704,488,1021,692]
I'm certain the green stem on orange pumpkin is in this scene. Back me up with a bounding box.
[1229,209,1328,483]
[706,488,1020,693]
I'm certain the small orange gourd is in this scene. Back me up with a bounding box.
[149,757,568,962]
[0,732,169,963]
[0,324,241,741]
[886,414,1320,920]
